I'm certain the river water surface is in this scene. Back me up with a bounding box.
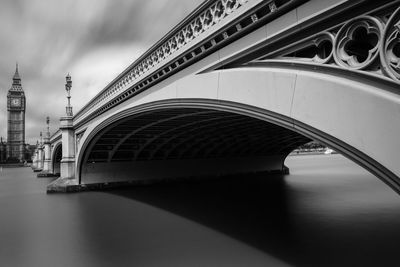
[0,154,399,267]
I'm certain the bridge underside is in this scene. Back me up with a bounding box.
[80,108,311,184]
[52,144,62,176]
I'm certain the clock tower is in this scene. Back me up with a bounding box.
[6,64,26,162]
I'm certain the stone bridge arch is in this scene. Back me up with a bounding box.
[51,141,62,176]
[75,65,400,193]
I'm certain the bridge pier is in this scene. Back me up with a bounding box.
[31,149,38,171]
[37,135,57,177]
[47,116,78,192]
[32,146,42,172]
[60,116,76,179]
[37,146,43,171]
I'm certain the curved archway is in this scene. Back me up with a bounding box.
[77,98,400,193]
[51,143,62,176]
[75,63,400,193]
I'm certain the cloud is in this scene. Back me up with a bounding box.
[70,44,146,110]
[0,0,202,144]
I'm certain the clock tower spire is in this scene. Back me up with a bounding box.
[7,63,26,162]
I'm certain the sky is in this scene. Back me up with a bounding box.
[0,0,203,144]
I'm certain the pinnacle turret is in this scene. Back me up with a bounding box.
[10,63,23,91]
[13,63,21,81]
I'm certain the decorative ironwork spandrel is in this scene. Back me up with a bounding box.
[381,7,400,81]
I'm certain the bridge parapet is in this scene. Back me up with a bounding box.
[50,129,61,143]
[73,0,306,125]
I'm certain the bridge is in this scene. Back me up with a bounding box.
[30,0,400,193]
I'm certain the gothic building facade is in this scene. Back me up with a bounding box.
[0,65,28,163]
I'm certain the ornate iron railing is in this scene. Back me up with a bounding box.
[73,0,306,125]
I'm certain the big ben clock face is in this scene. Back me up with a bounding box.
[11,98,21,107]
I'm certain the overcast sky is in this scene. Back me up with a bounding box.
[0,0,202,144]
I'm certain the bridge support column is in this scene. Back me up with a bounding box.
[37,146,44,170]
[60,116,75,179]
[33,147,42,172]
[47,116,78,193]
[31,149,38,171]
[37,137,57,177]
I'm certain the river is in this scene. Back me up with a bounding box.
[0,154,399,267]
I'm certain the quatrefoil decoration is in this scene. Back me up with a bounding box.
[311,34,334,63]
[381,7,400,81]
[333,16,383,70]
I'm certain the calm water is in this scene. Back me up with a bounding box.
[0,154,399,267]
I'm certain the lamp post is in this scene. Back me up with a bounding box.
[37,133,43,170]
[46,116,50,138]
[49,72,77,191]
[38,116,53,176]
[65,74,73,116]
